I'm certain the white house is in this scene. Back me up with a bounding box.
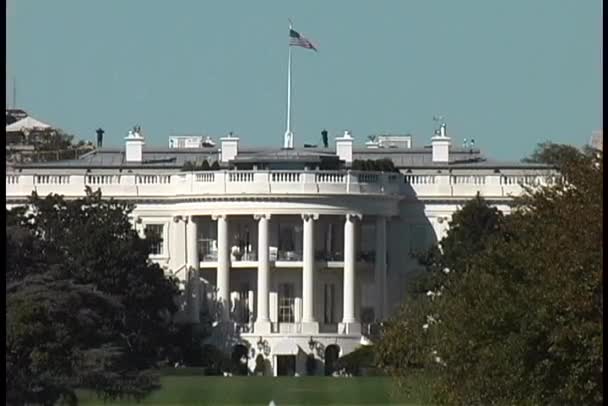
[5,123,556,376]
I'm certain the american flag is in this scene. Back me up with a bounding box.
[289,28,317,51]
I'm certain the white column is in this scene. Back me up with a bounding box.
[186,216,200,323]
[254,214,271,334]
[375,216,387,321]
[340,213,361,334]
[301,214,319,333]
[214,214,230,321]
[186,216,199,270]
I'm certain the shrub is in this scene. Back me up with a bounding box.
[254,355,265,376]
[182,161,196,171]
[351,159,398,172]
[335,345,377,376]
[200,344,231,375]
[181,160,219,171]
[306,354,316,376]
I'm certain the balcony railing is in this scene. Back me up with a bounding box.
[277,251,303,261]
[315,251,344,261]
[6,170,557,200]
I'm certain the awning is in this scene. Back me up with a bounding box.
[6,116,52,132]
[273,340,301,355]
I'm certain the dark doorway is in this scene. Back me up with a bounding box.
[231,344,249,375]
[276,355,296,376]
[324,345,340,376]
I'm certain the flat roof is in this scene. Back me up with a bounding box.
[12,144,553,171]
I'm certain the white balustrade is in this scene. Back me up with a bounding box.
[5,170,557,200]
[35,175,71,185]
[136,175,171,184]
[500,175,543,186]
[86,175,120,185]
[6,175,19,184]
[451,175,486,185]
[356,173,379,183]
[195,173,215,182]
[316,172,345,183]
[271,172,301,183]
[404,175,436,184]
[228,172,254,182]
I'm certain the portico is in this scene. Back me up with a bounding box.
[182,211,391,335]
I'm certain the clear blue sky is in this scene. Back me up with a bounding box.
[6,0,602,160]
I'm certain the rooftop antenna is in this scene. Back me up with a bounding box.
[433,115,448,138]
[433,116,443,136]
[12,76,16,109]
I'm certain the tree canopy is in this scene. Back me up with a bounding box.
[378,143,603,405]
[351,158,399,172]
[6,189,181,405]
[181,160,219,171]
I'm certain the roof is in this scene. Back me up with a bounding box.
[13,144,553,171]
[16,147,219,169]
[6,109,28,125]
[6,116,52,132]
[232,148,339,163]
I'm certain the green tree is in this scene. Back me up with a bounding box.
[6,275,127,406]
[378,145,602,405]
[522,141,582,168]
[182,161,196,171]
[351,158,398,172]
[6,189,181,404]
[410,194,505,295]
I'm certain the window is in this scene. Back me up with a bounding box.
[324,283,336,324]
[361,307,375,324]
[278,224,296,252]
[278,283,295,323]
[237,283,251,323]
[198,220,218,261]
[145,224,164,256]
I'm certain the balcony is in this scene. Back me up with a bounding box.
[6,169,558,202]
[315,251,344,261]
[276,250,303,261]
[6,169,401,199]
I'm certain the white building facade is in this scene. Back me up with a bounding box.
[5,126,556,376]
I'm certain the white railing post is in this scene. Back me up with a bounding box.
[346,170,351,193]
[301,171,317,193]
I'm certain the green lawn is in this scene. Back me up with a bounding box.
[78,374,433,405]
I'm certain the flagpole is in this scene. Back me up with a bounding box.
[284,22,294,149]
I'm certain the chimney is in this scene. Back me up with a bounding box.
[336,130,354,165]
[125,126,145,162]
[431,122,450,163]
[220,132,239,163]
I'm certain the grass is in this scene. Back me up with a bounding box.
[78,373,433,405]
